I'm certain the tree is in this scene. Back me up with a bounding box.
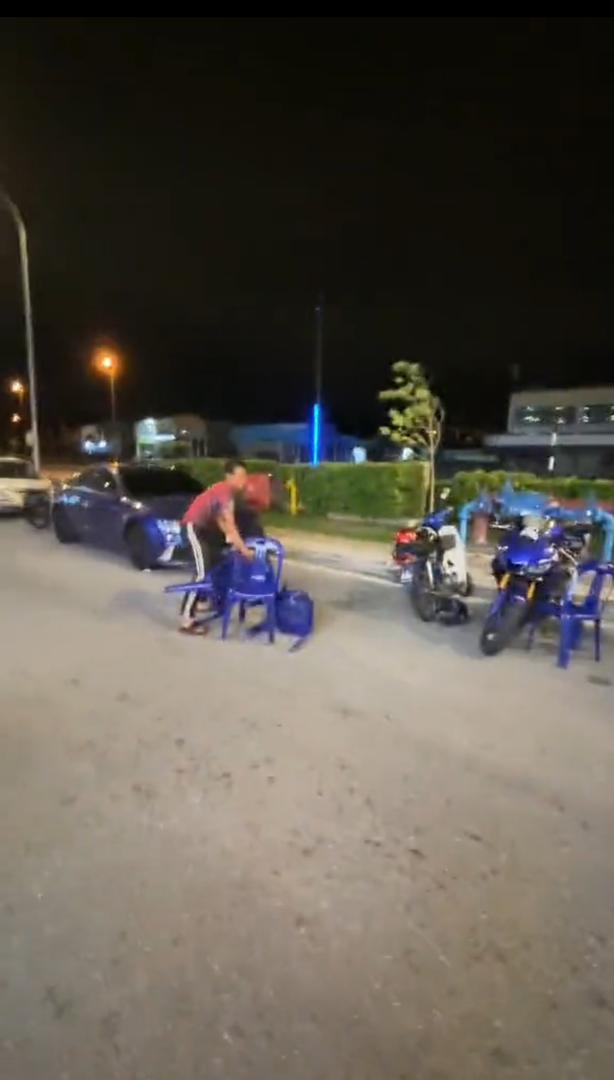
[379,360,444,511]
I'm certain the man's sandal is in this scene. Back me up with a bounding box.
[178,623,209,637]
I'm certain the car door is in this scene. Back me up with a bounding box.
[85,468,124,549]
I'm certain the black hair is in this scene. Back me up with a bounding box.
[224,458,247,475]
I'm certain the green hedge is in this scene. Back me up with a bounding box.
[284,462,428,518]
[445,470,614,508]
[177,458,428,518]
[169,459,614,519]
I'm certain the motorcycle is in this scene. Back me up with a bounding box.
[392,487,456,584]
[393,507,473,624]
[480,517,589,656]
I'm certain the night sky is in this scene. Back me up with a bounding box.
[1,17,614,437]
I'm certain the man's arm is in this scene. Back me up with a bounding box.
[217,503,253,559]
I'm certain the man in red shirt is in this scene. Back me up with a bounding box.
[180,459,253,634]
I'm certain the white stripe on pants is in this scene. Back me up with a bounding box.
[181,522,207,618]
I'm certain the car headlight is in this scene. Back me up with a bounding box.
[156,519,181,541]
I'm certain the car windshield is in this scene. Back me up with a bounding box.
[0,459,35,479]
[120,467,202,498]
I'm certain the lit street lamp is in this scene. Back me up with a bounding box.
[0,189,41,473]
[94,351,119,423]
[10,378,25,411]
[11,412,21,424]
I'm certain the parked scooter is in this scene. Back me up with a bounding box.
[480,516,589,655]
[393,500,473,624]
[392,488,452,584]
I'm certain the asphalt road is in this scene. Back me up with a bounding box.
[1,519,614,1080]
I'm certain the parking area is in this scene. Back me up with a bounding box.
[2,519,614,1079]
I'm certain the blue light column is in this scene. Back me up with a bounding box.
[311,402,321,466]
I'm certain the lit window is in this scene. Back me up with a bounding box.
[579,404,614,425]
[513,405,575,427]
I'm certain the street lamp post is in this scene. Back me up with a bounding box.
[0,189,41,473]
[95,353,118,424]
[103,357,116,423]
[10,379,25,411]
[548,428,558,473]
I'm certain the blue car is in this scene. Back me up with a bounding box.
[52,463,203,569]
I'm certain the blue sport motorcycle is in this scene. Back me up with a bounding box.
[480,519,589,656]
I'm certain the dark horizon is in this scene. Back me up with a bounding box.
[2,17,614,438]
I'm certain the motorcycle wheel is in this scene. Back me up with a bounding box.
[410,562,439,622]
[460,572,474,598]
[480,601,527,656]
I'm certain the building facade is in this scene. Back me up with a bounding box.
[484,386,614,477]
[230,421,355,463]
[134,415,208,459]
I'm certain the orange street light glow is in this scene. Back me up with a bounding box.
[95,351,118,375]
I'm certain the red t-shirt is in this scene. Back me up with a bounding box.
[182,481,234,528]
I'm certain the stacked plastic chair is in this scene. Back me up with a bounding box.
[221,537,284,643]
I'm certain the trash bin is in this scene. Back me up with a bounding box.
[471,511,489,545]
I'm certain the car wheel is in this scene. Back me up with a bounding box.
[52,505,79,543]
[24,492,52,529]
[126,522,157,570]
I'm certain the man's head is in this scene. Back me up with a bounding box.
[224,458,248,493]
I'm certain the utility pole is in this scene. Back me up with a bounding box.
[314,292,324,407]
[311,293,324,465]
[0,189,41,473]
[95,353,119,425]
[110,368,116,424]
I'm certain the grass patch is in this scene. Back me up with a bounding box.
[264,510,392,544]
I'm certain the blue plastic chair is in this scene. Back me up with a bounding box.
[163,556,232,624]
[556,561,614,669]
[221,537,284,643]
